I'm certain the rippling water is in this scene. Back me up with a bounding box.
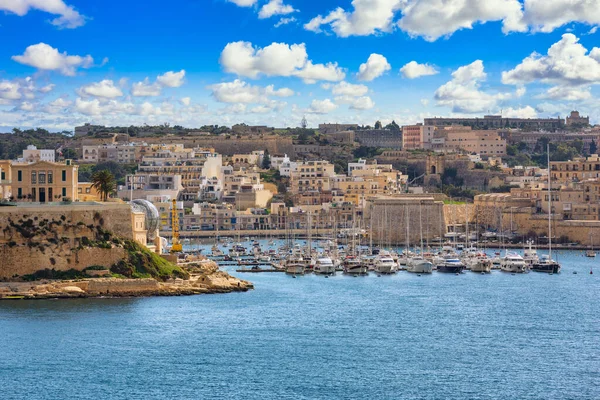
[1,244,599,399]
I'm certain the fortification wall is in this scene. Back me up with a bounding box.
[0,203,135,279]
[0,246,125,279]
[366,199,446,245]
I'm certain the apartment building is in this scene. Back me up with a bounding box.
[290,160,335,194]
[436,127,506,156]
[550,155,600,183]
[402,124,435,150]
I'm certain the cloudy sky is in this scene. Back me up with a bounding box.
[1,0,600,131]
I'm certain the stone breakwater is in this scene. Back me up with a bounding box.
[0,260,253,300]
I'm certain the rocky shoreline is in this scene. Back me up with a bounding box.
[0,260,253,300]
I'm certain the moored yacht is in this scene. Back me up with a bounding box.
[406,255,433,274]
[343,256,368,275]
[314,256,336,275]
[374,251,398,274]
[531,254,561,274]
[500,252,528,273]
[435,254,466,273]
[468,253,492,273]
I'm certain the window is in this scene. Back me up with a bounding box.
[1,171,4,180]
[17,188,22,197]
[62,170,66,181]
[31,171,37,184]
[48,171,53,184]
[38,172,46,184]
[17,170,22,182]
[62,188,67,197]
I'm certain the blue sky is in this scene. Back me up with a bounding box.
[1,0,600,131]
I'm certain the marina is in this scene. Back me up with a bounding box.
[2,246,598,400]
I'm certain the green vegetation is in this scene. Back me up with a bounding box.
[262,149,271,169]
[0,128,70,160]
[443,199,466,205]
[111,239,189,281]
[22,268,87,281]
[91,170,116,201]
[352,146,384,159]
[78,161,136,186]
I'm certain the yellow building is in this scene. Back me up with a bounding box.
[77,182,101,202]
[550,155,600,183]
[8,160,78,203]
[290,160,335,194]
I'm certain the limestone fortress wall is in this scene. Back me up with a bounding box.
[0,203,135,279]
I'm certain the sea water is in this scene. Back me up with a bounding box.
[1,244,599,399]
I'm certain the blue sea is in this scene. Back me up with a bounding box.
[1,242,599,399]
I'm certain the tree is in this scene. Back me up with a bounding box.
[262,149,272,169]
[374,120,382,129]
[61,148,77,160]
[590,140,598,155]
[91,170,116,202]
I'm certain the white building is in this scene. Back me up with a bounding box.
[21,145,55,163]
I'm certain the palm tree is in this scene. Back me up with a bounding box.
[91,170,116,202]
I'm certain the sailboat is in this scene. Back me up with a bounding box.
[586,232,596,257]
[532,145,561,274]
[407,202,433,274]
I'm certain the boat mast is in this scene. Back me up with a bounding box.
[405,204,410,253]
[419,201,424,254]
[547,144,552,260]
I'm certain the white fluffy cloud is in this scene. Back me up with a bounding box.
[335,95,375,110]
[156,70,186,87]
[305,0,402,37]
[44,97,73,114]
[77,80,123,99]
[259,0,296,19]
[0,80,23,101]
[400,61,439,79]
[226,0,257,6]
[357,53,391,81]
[131,79,162,97]
[523,0,600,33]
[208,79,294,104]
[307,98,338,114]
[180,97,191,106]
[435,60,502,113]
[538,86,592,101]
[502,106,538,118]
[12,43,94,76]
[131,70,187,97]
[275,17,296,27]
[0,0,86,29]
[303,0,600,41]
[398,0,525,42]
[502,34,600,86]
[38,84,55,93]
[331,81,369,96]
[219,41,345,83]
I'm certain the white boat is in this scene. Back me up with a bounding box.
[374,251,398,274]
[468,253,492,273]
[586,250,596,258]
[523,241,539,266]
[501,252,528,273]
[406,255,433,274]
[285,262,305,275]
[314,256,336,275]
[343,256,368,275]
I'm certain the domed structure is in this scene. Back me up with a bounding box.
[130,199,160,240]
